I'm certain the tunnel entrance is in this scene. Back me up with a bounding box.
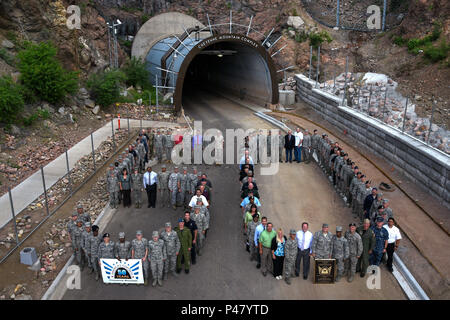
[181,40,276,107]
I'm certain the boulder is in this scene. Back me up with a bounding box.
[85,99,95,108]
[287,16,305,30]
[92,105,100,115]
[1,39,14,49]
[10,125,21,136]
[58,107,65,115]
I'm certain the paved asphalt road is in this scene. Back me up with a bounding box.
[63,91,405,300]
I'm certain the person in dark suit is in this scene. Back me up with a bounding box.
[284,130,295,163]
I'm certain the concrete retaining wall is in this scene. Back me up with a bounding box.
[295,74,450,209]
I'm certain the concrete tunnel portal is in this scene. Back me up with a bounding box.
[131,13,279,113]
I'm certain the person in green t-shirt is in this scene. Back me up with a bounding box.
[259,222,277,276]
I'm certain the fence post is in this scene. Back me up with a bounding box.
[140,118,143,131]
[111,119,116,150]
[41,166,50,216]
[341,56,348,106]
[308,46,312,80]
[8,188,19,245]
[382,0,387,31]
[382,85,388,121]
[65,149,72,195]
[333,68,336,89]
[426,100,436,144]
[91,132,96,171]
[368,85,373,114]
[336,0,340,28]
[402,97,409,133]
[323,67,327,89]
[315,46,321,88]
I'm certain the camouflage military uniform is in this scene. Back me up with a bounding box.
[355,183,369,221]
[107,173,119,209]
[158,169,170,208]
[311,133,320,161]
[89,234,102,279]
[311,231,333,259]
[284,237,298,282]
[344,231,363,281]
[302,134,311,163]
[164,132,174,162]
[115,241,131,259]
[191,210,207,255]
[189,171,198,194]
[131,172,143,208]
[168,171,181,209]
[147,131,155,159]
[137,142,146,172]
[132,237,149,279]
[247,220,260,261]
[160,230,181,278]
[72,224,84,266]
[81,228,92,269]
[178,171,191,208]
[148,237,166,285]
[331,235,349,281]
[155,133,164,162]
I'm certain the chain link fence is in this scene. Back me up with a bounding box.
[301,0,408,32]
[304,46,450,155]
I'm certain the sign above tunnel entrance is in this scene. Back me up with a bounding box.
[197,34,260,50]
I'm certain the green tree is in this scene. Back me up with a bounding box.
[87,69,126,107]
[122,56,151,89]
[17,41,78,104]
[0,76,24,125]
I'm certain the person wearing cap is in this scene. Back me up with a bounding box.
[67,212,78,251]
[341,160,354,203]
[76,204,90,223]
[155,130,164,163]
[179,167,191,209]
[114,232,131,260]
[370,217,389,266]
[284,229,298,285]
[98,233,115,282]
[383,218,402,272]
[157,165,170,208]
[81,222,92,271]
[131,230,149,285]
[160,222,181,279]
[174,218,192,274]
[344,223,363,282]
[131,168,144,209]
[295,222,313,280]
[191,206,207,256]
[373,205,387,226]
[356,219,376,277]
[136,137,146,173]
[354,174,367,219]
[184,211,198,265]
[148,231,166,287]
[72,219,85,270]
[143,166,158,208]
[169,166,181,210]
[163,129,174,163]
[247,213,261,260]
[348,169,360,207]
[331,226,349,282]
[277,130,284,163]
[369,191,383,220]
[107,167,120,209]
[88,225,101,280]
[302,129,311,163]
[363,188,378,220]
[189,167,199,195]
[311,223,333,259]
[310,129,320,160]
[383,199,394,220]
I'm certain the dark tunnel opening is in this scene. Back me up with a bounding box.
[181,41,276,108]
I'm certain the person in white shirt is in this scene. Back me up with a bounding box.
[239,149,254,170]
[293,128,303,163]
[188,188,209,208]
[295,222,313,279]
[383,217,402,272]
[143,166,158,208]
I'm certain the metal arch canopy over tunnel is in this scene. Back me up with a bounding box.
[132,13,279,111]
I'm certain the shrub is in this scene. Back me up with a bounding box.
[17,41,78,104]
[0,76,24,125]
[87,69,126,107]
[121,56,151,89]
[309,30,332,48]
[0,48,15,66]
[393,36,407,46]
[295,31,308,43]
[423,41,450,63]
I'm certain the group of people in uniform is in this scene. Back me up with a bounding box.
[69,129,215,286]
[239,128,402,284]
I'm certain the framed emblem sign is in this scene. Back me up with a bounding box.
[100,259,144,284]
[313,259,336,284]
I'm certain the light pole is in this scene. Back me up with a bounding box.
[107,19,122,68]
